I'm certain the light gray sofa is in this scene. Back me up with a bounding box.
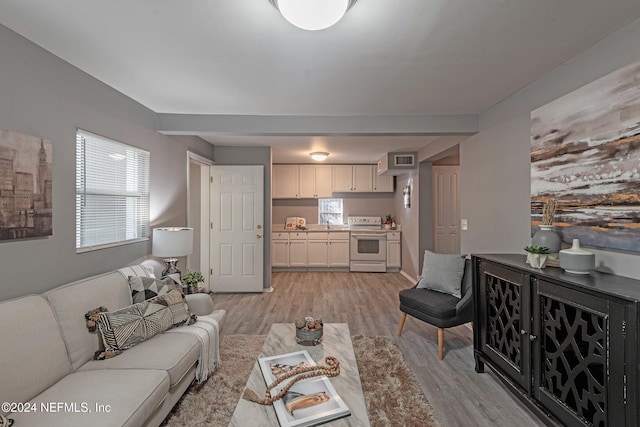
[0,264,225,427]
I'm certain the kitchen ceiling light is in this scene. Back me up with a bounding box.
[310,152,330,161]
[268,0,358,31]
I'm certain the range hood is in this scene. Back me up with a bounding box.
[377,152,417,175]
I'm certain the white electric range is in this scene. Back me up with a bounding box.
[348,216,387,272]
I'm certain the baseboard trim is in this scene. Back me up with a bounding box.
[263,286,274,293]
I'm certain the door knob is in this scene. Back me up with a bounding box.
[256,234,263,239]
[529,335,537,342]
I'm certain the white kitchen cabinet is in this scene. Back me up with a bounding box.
[288,232,308,267]
[272,165,299,199]
[274,164,332,199]
[353,165,373,192]
[328,232,350,267]
[331,165,354,192]
[307,232,329,267]
[332,165,373,192]
[271,232,289,267]
[373,172,394,192]
[314,165,333,197]
[299,165,332,198]
[271,230,350,270]
[386,231,401,269]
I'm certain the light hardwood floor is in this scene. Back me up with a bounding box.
[211,271,543,426]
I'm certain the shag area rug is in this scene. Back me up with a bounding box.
[162,334,440,427]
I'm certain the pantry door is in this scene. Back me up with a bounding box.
[210,165,264,292]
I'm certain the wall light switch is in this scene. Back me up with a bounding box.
[461,219,468,230]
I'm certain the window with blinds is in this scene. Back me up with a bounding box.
[76,130,150,252]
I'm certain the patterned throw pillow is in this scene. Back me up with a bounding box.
[162,288,194,327]
[92,289,195,359]
[129,276,177,303]
[96,298,174,356]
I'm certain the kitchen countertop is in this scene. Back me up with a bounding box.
[271,224,401,232]
[272,224,350,232]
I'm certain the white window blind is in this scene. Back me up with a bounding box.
[76,130,150,252]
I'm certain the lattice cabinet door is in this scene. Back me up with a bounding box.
[532,279,627,427]
[476,261,531,392]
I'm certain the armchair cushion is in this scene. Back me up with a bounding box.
[399,288,459,319]
[416,251,466,298]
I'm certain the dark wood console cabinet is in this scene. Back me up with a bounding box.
[472,254,640,427]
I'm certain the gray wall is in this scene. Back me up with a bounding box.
[418,162,433,275]
[394,171,420,279]
[212,145,272,290]
[461,16,640,279]
[0,25,214,301]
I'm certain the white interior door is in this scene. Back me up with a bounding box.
[210,165,264,292]
[433,166,460,254]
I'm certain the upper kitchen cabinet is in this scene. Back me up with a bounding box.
[272,164,299,199]
[332,165,373,192]
[273,164,333,199]
[274,164,393,198]
[373,172,394,192]
[299,165,332,198]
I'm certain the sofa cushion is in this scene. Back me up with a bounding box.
[44,271,133,371]
[8,369,169,427]
[416,251,466,298]
[77,332,200,387]
[129,276,176,304]
[0,295,71,412]
[399,288,459,319]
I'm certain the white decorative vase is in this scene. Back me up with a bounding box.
[559,239,595,274]
[527,252,548,269]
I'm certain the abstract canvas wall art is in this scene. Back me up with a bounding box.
[530,60,640,252]
[0,130,53,240]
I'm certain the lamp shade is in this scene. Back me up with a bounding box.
[152,227,193,258]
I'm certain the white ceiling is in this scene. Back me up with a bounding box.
[2,0,640,163]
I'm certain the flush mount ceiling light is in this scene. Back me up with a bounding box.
[310,152,330,161]
[268,0,358,31]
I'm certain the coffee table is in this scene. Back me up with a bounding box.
[229,323,370,426]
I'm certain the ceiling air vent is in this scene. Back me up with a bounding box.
[377,152,417,175]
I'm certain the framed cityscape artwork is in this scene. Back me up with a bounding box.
[0,129,53,240]
[530,59,640,252]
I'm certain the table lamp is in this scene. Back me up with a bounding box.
[152,227,194,278]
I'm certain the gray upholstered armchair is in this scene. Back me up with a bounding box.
[397,257,473,360]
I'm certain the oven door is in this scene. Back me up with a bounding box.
[350,232,387,261]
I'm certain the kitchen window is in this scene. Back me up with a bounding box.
[75,129,150,252]
[318,198,343,225]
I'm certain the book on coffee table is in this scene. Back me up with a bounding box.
[257,350,351,427]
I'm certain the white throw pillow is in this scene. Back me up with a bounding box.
[416,250,466,298]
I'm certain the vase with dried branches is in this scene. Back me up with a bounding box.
[541,198,557,226]
[532,198,561,253]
